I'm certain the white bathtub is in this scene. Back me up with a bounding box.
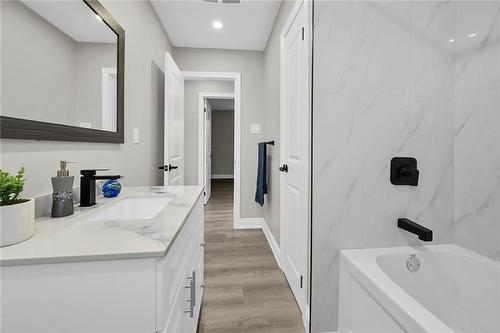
[338,244,500,333]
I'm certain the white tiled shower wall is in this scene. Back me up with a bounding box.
[311,1,500,331]
[453,2,500,262]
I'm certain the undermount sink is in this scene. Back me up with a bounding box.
[89,196,173,221]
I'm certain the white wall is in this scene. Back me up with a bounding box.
[261,0,296,246]
[212,110,235,176]
[183,80,234,185]
[0,1,173,198]
[173,47,265,219]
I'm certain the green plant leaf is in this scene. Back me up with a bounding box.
[0,167,26,206]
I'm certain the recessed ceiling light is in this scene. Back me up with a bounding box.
[95,14,103,21]
[212,21,223,29]
[467,33,477,38]
[448,38,455,43]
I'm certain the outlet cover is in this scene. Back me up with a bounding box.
[133,128,140,144]
[250,124,261,134]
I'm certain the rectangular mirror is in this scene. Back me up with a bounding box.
[0,0,124,143]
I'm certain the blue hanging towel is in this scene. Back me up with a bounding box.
[255,142,268,206]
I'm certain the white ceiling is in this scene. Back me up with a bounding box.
[21,0,117,43]
[209,99,234,111]
[150,0,282,51]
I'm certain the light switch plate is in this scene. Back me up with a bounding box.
[133,128,140,144]
[250,123,261,134]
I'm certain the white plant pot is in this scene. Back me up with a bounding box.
[0,199,35,247]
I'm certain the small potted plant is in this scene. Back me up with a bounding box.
[0,168,34,247]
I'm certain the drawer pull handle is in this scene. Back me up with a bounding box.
[191,271,196,308]
[184,271,196,318]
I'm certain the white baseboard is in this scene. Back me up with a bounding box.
[261,219,281,268]
[234,218,263,229]
[211,174,234,179]
[302,304,310,333]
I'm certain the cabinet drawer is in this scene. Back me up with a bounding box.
[156,195,203,332]
[162,255,196,333]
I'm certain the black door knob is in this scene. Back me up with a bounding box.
[158,164,179,171]
[279,164,288,173]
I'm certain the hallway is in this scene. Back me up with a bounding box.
[199,180,304,333]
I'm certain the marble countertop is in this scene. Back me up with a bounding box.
[0,186,203,266]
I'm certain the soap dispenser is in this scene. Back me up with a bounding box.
[51,161,76,218]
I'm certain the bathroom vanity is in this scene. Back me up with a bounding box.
[0,186,204,333]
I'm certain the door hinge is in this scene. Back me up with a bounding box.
[300,275,303,288]
[204,191,206,196]
[204,107,207,112]
[301,27,305,40]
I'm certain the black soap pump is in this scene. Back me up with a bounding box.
[51,161,76,218]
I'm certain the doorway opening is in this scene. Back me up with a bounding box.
[200,95,235,204]
[182,71,242,228]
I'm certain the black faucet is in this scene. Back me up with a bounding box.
[397,218,433,241]
[80,169,121,207]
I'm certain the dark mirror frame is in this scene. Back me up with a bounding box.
[0,0,125,144]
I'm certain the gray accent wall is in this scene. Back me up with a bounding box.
[1,0,78,125]
[1,1,117,130]
[183,80,234,185]
[1,1,173,198]
[212,110,235,177]
[74,42,117,129]
[173,47,265,219]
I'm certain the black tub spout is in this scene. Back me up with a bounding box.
[397,218,433,241]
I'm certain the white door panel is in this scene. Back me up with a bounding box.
[280,1,310,318]
[164,52,184,186]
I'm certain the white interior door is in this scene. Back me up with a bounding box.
[163,52,184,186]
[204,99,212,203]
[280,1,310,317]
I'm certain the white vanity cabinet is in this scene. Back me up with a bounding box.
[156,194,204,333]
[0,189,204,333]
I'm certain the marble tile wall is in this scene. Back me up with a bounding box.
[453,1,500,261]
[311,1,499,331]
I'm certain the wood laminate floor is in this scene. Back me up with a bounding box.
[198,179,305,333]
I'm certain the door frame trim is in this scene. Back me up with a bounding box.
[279,0,312,330]
[198,92,235,204]
[183,71,241,228]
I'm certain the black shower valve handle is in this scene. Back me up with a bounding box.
[401,166,419,186]
[390,157,419,186]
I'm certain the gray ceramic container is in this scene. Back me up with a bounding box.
[51,176,74,218]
